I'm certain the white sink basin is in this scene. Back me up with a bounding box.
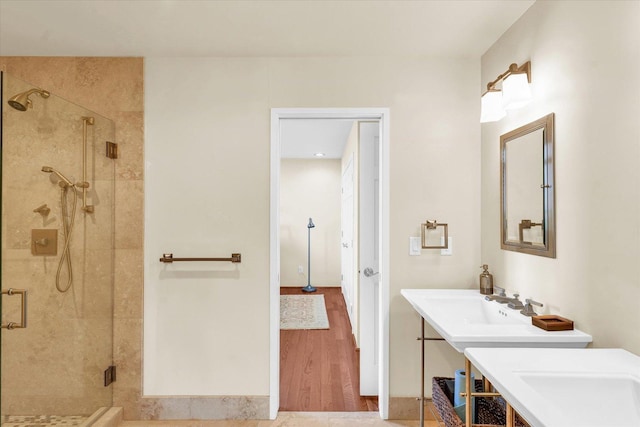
[465,347,640,427]
[401,289,591,352]
[518,372,640,425]
[412,293,526,325]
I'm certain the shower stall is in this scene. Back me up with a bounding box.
[0,72,115,425]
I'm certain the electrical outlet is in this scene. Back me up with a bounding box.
[298,265,303,274]
[441,236,453,256]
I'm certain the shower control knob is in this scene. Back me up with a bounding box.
[33,204,51,216]
[34,238,49,246]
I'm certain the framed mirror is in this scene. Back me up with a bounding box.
[500,113,555,258]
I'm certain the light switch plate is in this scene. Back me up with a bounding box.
[441,236,452,256]
[409,237,421,256]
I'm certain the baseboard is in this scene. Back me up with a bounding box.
[137,396,270,420]
[279,285,342,288]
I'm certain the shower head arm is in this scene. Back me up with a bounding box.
[7,88,50,111]
[22,88,50,99]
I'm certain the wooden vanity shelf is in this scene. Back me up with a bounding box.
[532,315,574,331]
[432,377,529,427]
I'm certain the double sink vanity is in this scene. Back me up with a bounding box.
[398,113,640,426]
[402,289,640,427]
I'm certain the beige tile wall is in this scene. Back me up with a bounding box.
[1,70,115,414]
[0,57,145,417]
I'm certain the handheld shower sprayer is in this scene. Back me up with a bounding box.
[40,165,78,293]
[41,166,74,188]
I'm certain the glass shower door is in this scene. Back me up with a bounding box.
[1,72,115,424]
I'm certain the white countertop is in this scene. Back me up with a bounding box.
[464,347,640,427]
[401,289,592,352]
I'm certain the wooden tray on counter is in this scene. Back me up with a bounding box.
[532,315,574,331]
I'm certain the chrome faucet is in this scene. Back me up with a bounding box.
[506,294,524,310]
[484,285,509,302]
[484,288,524,309]
[520,298,544,316]
[484,294,511,303]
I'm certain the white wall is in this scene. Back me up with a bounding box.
[144,56,480,398]
[280,159,341,287]
[481,1,640,353]
[144,58,272,395]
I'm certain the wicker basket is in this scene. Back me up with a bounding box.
[432,377,529,427]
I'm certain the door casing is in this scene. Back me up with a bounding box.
[270,108,390,419]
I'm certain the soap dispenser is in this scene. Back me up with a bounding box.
[479,264,494,295]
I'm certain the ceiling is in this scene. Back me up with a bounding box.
[0,1,534,58]
[0,0,534,158]
[280,119,356,159]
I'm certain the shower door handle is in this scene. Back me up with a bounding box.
[1,288,27,329]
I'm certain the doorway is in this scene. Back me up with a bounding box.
[270,108,390,419]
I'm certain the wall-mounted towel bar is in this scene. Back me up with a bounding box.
[518,219,543,245]
[159,253,241,263]
[421,219,448,249]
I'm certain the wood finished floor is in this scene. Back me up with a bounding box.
[279,287,378,412]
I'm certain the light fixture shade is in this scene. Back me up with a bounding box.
[480,90,506,123]
[502,73,532,110]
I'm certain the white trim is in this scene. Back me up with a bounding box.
[379,111,390,419]
[270,108,390,419]
[269,110,281,419]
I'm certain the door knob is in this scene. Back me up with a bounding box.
[363,267,379,277]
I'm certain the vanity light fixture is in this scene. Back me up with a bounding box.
[480,89,506,123]
[480,61,532,123]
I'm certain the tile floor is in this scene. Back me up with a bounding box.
[119,411,443,427]
[1,415,87,426]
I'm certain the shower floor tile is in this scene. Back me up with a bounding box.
[1,415,87,427]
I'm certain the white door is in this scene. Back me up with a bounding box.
[341,155,355,327]
[359,122,380,395]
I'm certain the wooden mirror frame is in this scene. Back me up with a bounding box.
[500,113,556,258]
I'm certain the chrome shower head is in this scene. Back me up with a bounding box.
[42,166,74,188]
[308,218,315,229]
[8,88,50,111]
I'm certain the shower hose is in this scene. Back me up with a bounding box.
[55,185,77,293]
